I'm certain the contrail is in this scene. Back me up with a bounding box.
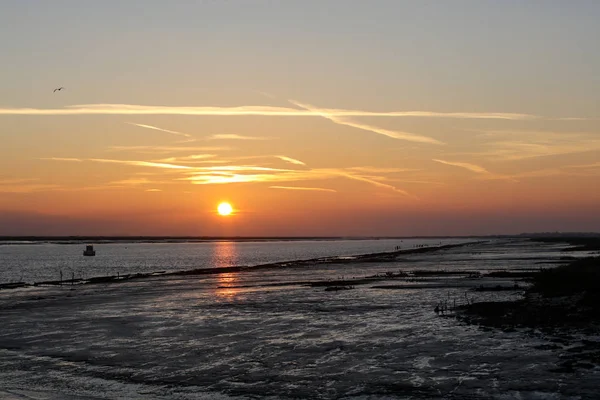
[274,155,306,166]
[127,122,192,139]
[288,100,443,145]
[433,159,489,174]
[208,134,269,140]
[0,103,542,120]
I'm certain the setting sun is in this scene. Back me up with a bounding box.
[217,202,233,216]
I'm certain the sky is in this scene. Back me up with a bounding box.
[1,0,599,236]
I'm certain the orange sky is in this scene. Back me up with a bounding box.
[1,2,599,236]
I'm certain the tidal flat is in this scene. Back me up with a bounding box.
[1,238,599,399]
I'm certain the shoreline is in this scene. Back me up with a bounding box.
[454,239,600,372]
[0,241,483,290]
[1,237,599,397]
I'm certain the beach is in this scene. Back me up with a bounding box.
[1,238,599,399]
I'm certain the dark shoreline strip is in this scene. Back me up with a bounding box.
[165,241,485,276]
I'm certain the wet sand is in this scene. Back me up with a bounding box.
[1,238,599,399]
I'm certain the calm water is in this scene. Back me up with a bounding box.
[0,238,598,399]
[0,238,469,284]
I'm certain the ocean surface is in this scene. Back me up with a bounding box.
[0,238,468,284]
[0,238,599,399]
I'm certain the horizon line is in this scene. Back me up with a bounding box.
[1,233,598,241]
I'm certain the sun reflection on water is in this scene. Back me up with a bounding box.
[216,272,240,298]
[212,242,240,298]
[212,241,238,269]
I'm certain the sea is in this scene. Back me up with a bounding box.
[0,238,598,399]
[0,238,468,284]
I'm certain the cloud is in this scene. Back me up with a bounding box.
[253,90,277,100]
[274,155,306,166]
[336,116,443,144]
[346,166,415,173]
[269,186,337,193]
[470,130,600,161]
[477,168,578,182]
[145,189,162,192]
[45,157,292,174]
[40,157,83,162]
[108,145,229,154]
[0,103,544,120]
[190,165,294,172]
[43,156,415,196]
[109,178,153,185]
[157,158,232,165]
[337,172,411,196]
[289,100,443,145]
[565,162,600,169]
[488,140,600,161]
[91,159,195,170]
[127,122,192,139]
[43,157,194,170]
[181,166,411,196]
[207,134,269,140]
[475,164,600,182]
[433,159,489,174]
[155,154,217,163]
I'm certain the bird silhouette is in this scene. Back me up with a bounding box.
[53,87,64,92]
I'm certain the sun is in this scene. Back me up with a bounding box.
[217,202,233,216]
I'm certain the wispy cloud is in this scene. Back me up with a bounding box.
[127,122,192,139]
[274,155,306,166]
[91,158,195,170]
[289,100,443,145]
[475,163,600,182]
[42,156,415,196]
[486,140,600,161]
[207,134,269,140]
[433,159,489,174]
[470,130,600,161]
[40,157,83,162]
[108,145,229,154]
[253,90,277,100]
[181,166,411,196]
[190,165,294,172]
[565,162,600,169]
[155,154,216,163]
[346,166,415,173]
[477,168,578,182]
[269,186,337,193]
[109,178,153,185]
[337,172,411,196]
[145,188,162,192]
[42,157,194,170]
[0,103,546,120]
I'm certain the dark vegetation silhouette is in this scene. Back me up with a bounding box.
[457,237,600,372]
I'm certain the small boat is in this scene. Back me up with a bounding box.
[83,245,96,256]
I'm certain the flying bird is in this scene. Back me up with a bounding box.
[53,87,64,92]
